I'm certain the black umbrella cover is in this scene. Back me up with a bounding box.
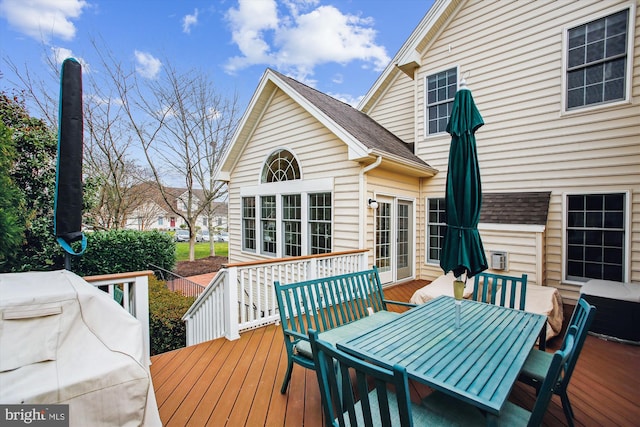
[55,58,85,254]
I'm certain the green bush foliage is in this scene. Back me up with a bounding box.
[0,92,64,272]
[72,229,175,276]
[148,275,194,355]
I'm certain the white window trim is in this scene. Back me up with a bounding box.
[560,3,636,115]
[561,190,631,286]
[425,196,446,266]
[423,65,460,138]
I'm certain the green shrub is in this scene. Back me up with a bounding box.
[72,229,175,276]
[148,276,194,355]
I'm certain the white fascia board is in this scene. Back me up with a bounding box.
[478,223,546,233]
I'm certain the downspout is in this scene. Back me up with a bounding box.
[359,156,383,249]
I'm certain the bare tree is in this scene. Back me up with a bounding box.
[4,41,239,261]
[3,46,149,230]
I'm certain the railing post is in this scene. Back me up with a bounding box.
[361,251,369,270]
[225,266,240,340]
[134,274,151,363]
[308,257,318,280]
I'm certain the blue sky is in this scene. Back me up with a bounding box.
[1,0,434,112]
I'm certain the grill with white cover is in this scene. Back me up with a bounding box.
[0,270,161,426]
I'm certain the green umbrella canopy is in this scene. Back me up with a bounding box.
[440,83,488,278]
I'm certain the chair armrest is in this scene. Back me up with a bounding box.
[283,328,309,342]
[384,299,417,308]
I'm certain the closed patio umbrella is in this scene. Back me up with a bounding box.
[440,79,487,281]
[55,58,87,269]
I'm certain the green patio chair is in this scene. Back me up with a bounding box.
[309,329,436,426]
[518,298,596,427]
[421,325,578,427]
[472,272,528,310]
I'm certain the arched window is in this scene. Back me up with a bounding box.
[261,149,300,183]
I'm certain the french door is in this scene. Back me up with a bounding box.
[375,198,413,283]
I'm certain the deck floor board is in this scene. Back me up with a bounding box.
[150,280,640,426]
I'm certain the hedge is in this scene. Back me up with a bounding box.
[148,275,195,355]
[72,229,175,276]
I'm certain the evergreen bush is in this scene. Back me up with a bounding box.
[148,275,194,355]
[72,229,175,276]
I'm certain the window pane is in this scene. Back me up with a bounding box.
[586,40,604,63]
[568,46,585,68]
[309,193,332,254]
[261,196,276,254]
[427,198,446,263]
[242,197,256,251]
[566,9,628,109]
[262,149,300,183]
[426,68,457,135]
[566,193,625,282]
[283,195,301,257]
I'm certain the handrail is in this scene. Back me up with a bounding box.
[182,250,370,346]
[149,263,207,298]
[222,249,369,268]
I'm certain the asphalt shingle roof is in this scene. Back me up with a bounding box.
[270,69,430,167]
[480,192,551,225]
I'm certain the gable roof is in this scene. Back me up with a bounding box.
[217,68,437,181]
[359,0,460,112]
[480,192,551,226]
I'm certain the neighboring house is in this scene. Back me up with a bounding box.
[216,0,639,303]
[124,184,228,232]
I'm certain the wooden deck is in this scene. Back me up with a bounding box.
[150,280,640,426]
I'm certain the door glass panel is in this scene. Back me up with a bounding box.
[376,202,391,273]
[396,202,412,280]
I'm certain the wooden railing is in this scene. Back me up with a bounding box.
[182,250,369,346]
[84,270,152,362]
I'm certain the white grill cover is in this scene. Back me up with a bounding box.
[0,270,161,426]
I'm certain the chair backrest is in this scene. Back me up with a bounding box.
[527,325,578,427]
[309,329,414,427]
[275,268,387,357]
[472,272,528,310]
[558,298,596,389]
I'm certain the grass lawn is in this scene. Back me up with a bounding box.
[175,242,228,261]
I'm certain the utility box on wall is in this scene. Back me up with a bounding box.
[490,251,508,271]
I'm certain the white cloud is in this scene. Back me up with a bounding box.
[224,0,389,82]
[134,50,162,79]
[182,8,198,34]
[0,0,87,41]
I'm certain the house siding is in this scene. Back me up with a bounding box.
[227,88,362,264]
[368,0,640,302]
[367,71,417,144]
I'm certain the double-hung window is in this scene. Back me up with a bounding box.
[426,68,457,135]
[282,194,301,256]
[261,195,277,255]
[566,9,630,110]
[309,193,332,254]
[242,197,256,252]
[566,193,626,282]
[426,198,446,263]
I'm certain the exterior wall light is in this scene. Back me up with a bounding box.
[368,199,378,209]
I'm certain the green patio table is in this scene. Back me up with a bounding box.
[337,296,546,422]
